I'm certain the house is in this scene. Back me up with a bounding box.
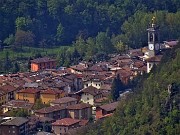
[163,40,179,49]
[16,88,40,103]
[31,57,56,72]
[96,102,118,120]
[52,118,80,135]
[0,117,29,135]
[40,89,65,104]
[0,84,17,101]
[50,97,77,107]
[146,55,163,73]
[28,116,55,134]
[2,100,34,114]
[63,73,83,91]
[116,69,133,84]
[69,63,88,74]
[79,86,103,106]
[34,105,66,119]
[67,103,92,120]
[83,77,104,89]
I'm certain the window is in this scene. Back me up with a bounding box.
[87,97,89,100]
[150,33,153,42]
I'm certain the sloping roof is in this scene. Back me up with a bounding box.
[2,100,34,109]
[52,118,80,126]
[70,64,87,71]
[67,103,92,110]
[98,102,118,112]
[40,89,64,95]
[17,88,40,94]
[79,120,89,126]
[0,117,29,126]
[0,85,16,92]
[146,55,163,62]
[164,40,179,47]
[81,86,102,96]
[35,105,66,114]
[51,97,77,104]
[31,57,56,64]
[86,65,104,72]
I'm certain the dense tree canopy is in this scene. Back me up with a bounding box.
[0,0,180,48]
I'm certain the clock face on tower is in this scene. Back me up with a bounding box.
[149,43,154,50]
[155,43,159,50]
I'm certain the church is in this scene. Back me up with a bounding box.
[143,17,163,73]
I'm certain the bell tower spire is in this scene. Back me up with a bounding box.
[147,16,160,57]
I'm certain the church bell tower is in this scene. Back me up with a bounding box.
[147,16,160,57]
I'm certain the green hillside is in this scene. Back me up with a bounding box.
[77,44,180,135]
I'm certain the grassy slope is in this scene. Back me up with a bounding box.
[0,46,69,60]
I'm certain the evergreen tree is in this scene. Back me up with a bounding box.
[111,74,125,101]
[4,51,12,73]
[13,62,20,73]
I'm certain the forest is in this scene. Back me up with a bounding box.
[0,0,180,73]
[74,39,180,135]
[1,0,180,48]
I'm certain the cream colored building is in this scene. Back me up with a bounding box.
[79,86,103,106]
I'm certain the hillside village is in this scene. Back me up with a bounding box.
[0,21,179,135]
[0,37,177,134]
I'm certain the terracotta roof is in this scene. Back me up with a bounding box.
[41,89,64,95]
[29,115,54,123]
[98,102,118,112]
[79,120,89,126]
[0,117,29,126]
[52,118,80,126]
[100,84,111,90]
[70,64,87,71]
[133,61,145,68]
[0,85,16,92]
[35,105,66,114]
[164,40,179,47]
[116,69,133,78]
[86,65,104,72]
[17,88,40,94]
[98,113,113,119]
[2,100,34,109]
[95,97,108,103]
[67,103,92,110]
[31,57,56,64]
[146,55,163,62]
[51,97,77,104]
[81,86,102,96]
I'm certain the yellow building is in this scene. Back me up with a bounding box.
[40,89,65,104]
[16,88,40,104]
